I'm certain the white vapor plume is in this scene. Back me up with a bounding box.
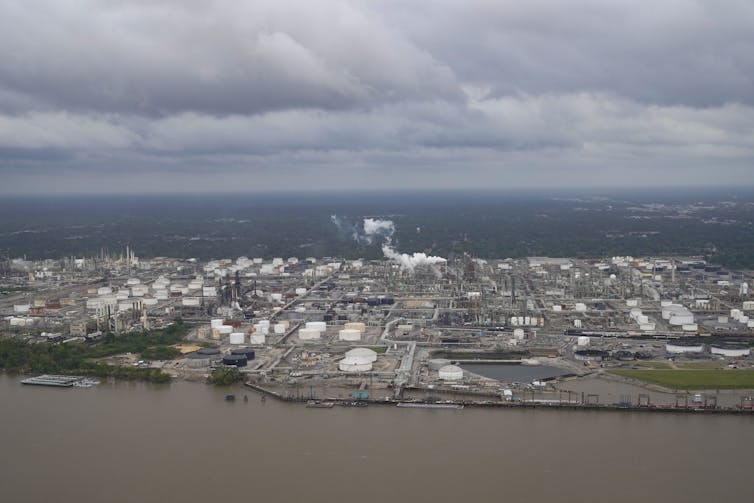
[331,214,362,242]
[365,218,446,272]
[331,215,446,272]
[363,218,395,240]
[382,244,447,273]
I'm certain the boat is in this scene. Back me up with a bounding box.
[306,400,335,408]
[225,394,236,401]
[396,402,464,409]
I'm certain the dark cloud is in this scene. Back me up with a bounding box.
[0,0,752,193]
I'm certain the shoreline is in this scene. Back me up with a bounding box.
[242,381,754,415]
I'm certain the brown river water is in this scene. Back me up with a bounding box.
[1,375,752,503]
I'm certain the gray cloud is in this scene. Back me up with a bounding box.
[0,0,752,193]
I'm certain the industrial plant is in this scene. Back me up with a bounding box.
[3,236,754,412]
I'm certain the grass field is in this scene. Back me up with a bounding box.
[611,369,754,389]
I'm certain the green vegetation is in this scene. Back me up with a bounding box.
[612,369,754,390]
[628,361,673,370]
[141,346,182,361]
[208,366,244,385]
[0,322,188,383]
[87,323,188,358]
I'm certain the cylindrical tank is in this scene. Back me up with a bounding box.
[438,365,464,381]
[230,348,255,360]
[338,329,361,341]
[222,354,247,367]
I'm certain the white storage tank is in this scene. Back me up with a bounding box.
[710,346,750,357]
[574,303,587,312]
[577,336,590,346]
[339,329,362,341]
[682,324,698,332]
[306,321,326,332]
[666,343,704,354]
[344,322,366,332]
[295,288,307,296]
[229,332,245,345]
[218,325,233,335]
[211,319,224,328]
[249,333,266,345]
[97,287,113,296]
[438,365,464,381]
[513,328,525,340]
[274,324,287,334]
[181,297,200,307]
[253,324,269,335]
[338,347,377,372]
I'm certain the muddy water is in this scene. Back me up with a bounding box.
[1,375,752,503]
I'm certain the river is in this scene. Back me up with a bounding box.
[1,375,752,503]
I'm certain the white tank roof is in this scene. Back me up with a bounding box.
[438,364,464,380]
[344,348,377,363]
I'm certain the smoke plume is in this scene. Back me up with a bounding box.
[330,215,446,272]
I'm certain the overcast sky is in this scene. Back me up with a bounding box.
[1,0,753,194]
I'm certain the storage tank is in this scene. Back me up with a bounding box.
[438,365,464,381]
[710,346,750,357]
[229,332,245,345]
[249,333,266,345]
[222,354,247,367]
[211,319,224,328]
[344,322,366,332]
[186,353,211,368]
[513,328,525,340]
[231,348,255,360]
[338,348,377,372]
[273,324,287,334]
[339,329,361,341]
[306,321,326,332]
[181,297,201,307]
[665,342,704,354]
[253,324,269,335]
